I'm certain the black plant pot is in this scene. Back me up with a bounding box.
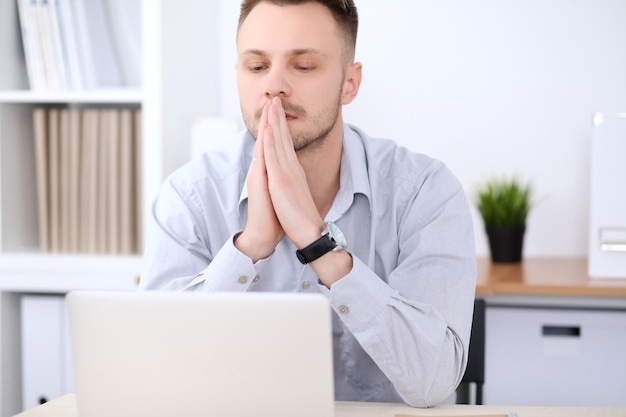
[486,225,526,263]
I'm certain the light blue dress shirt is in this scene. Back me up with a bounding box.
[140,124,477,407]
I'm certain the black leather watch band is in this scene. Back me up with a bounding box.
[295,233,336,264]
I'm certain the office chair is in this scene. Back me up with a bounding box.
[457,298,486,405]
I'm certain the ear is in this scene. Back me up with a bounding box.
[340,62,362,105]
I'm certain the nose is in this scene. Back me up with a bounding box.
[264,67,291,98]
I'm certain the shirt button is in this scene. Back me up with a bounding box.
[301,281,311,290]
[252,274,260,283]
[338,305,350,315]
[237,276,248,284]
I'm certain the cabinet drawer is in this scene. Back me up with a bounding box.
[21,295,74,411]
[484,306,626,406]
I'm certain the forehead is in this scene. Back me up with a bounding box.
[237,2,343,58]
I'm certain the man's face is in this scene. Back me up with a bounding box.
[236,2,349,151]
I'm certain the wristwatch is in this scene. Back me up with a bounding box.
[296,222,347,264]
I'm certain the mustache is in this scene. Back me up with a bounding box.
[255,100,306,119]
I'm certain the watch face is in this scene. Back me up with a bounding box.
[327,222,347,249]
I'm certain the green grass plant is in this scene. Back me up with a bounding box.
[477,176,532,227]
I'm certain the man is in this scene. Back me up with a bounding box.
[141,0,477,408]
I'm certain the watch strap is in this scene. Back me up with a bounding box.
[296,233,336,264]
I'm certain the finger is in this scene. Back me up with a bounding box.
[273,97,292,149]
[259,100,270,131]
[272,98,295,159]
[252,102,271,168]
[263,116,279,175]
[266,99,294,172]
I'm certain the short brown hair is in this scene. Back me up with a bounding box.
[238,0,358,60]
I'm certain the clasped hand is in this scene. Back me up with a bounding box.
[235,97,324,263]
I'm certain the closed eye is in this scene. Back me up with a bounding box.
[248,64,268,73]
[295,64,315,72]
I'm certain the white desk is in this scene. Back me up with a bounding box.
[13,394,626,417]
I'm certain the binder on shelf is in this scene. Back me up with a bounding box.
[102,0,142,87]
[134,109,143,251]
[33,108,49,251]
[59,108,71,252]
[67,108,81,253]
[106,109,121,254]
[33,107,142,255]
[44,0,69,90]
[35,0,59,90]
[16,0,138,91]
[56,0,84,90]
[97,109,109,252]
[48,108,61,252]
[82,108,99,253]
[17,0,45,90]
[119,109,134,254]
[66,0,97,90]
[589,113,626,278]
[82,0,122,88]
[95,109,109,253]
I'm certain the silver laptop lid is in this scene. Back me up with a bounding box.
[67,291,334,417]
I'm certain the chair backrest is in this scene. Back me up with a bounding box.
[461,298,486,404]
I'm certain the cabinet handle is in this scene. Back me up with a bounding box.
[599,227,626,252]
[542,325,580,337]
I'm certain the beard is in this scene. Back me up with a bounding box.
[242,93,342,153]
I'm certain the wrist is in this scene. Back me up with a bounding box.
[234,231,275,263]
[311,250,353,288]
[295,222,347,265]
[293,222,325,250]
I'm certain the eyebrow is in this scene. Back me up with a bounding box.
[239,48,329,59]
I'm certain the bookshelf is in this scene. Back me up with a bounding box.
[0,0,220,415]
[0,0,145,261]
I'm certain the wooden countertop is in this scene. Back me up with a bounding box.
[15,394,626,417]
[476,257,626,298]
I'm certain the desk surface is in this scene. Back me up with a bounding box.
[14,394,626,417]
[476,257,626,298]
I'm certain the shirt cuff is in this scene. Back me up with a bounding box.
[325,255,395,331]
[201,232,270,291]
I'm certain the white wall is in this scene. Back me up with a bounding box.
[213,1,626,258]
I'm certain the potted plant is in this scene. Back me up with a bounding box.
[476,176,533,263]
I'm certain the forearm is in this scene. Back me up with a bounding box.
[325,256,474,407]
[141,204,262,292]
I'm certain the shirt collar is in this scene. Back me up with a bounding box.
[237,130,256,208]
[326,124,372,221]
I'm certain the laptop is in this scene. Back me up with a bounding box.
[66,290,335,417]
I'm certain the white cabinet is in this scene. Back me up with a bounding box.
[484,305,626,406]
[21,295,72,411]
